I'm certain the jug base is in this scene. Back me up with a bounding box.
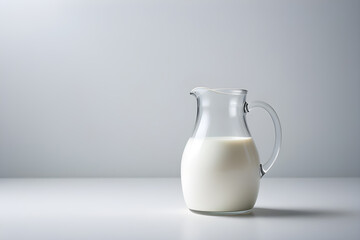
[189,208,252,216]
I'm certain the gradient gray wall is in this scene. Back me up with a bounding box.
[0,0,359,177]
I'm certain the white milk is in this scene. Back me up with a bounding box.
[181,137,260,212]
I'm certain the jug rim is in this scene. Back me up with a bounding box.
[191,87,248,96]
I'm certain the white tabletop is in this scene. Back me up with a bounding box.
[0,178,359,240]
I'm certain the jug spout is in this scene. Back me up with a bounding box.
[190,87,210,97]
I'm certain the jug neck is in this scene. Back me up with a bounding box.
[190,87,248,97]
[191,87,248,110]
[190,87,251,138]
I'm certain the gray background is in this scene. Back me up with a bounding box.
[0,0,359,177]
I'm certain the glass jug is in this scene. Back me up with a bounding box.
[181,87,282,214]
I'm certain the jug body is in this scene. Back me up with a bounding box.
[181,88,282,214]
[182,137,260,212]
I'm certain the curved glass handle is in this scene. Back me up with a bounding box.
[245,101,282,177]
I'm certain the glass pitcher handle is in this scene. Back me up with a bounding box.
[245,101,282,177]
